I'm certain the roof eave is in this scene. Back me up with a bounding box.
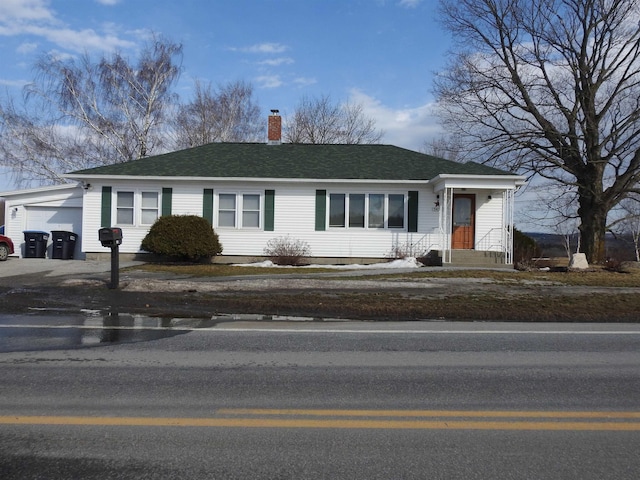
[430,173,527,191]
[0,182,82,197]
[64,173,432,184]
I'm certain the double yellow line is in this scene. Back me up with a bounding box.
[1,409,639,431]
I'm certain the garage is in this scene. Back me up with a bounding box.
[1,184,84,259]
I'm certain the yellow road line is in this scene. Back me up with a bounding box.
[1,414,639,431]
[216,408,640,419]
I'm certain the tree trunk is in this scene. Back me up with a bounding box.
[578,203,607,264]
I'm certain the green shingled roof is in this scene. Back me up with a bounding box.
[69,143,514,180]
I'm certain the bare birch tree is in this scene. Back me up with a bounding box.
[0,36,182,185]
[610,195,640,261]
[173,79,262,148]
[284,95,383,144]
[435,0,640,263]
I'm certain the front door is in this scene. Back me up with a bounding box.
[452,194,475,249]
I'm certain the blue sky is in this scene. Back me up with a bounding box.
[0,0,448,156]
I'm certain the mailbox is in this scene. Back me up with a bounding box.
[99,227,123,247]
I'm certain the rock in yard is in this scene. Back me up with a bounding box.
[568,253,589,270]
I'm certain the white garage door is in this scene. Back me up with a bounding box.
[25,206,83,258]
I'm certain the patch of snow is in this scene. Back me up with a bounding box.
[234,257,424,269]
[234,260,276,268]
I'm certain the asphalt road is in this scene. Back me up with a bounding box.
[1,319,639,479]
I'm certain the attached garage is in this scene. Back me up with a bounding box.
[1,184,84,259]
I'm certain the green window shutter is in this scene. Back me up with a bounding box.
[203,189,214,224]
[264,189,275,231]
[101,186,112,227]
[408,190,419,233]
[315,189,327,231]
[161,188,172,216]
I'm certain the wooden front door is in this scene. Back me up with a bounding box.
[452,194,475,249]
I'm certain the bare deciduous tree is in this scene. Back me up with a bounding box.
[435,0,640,263]
[0,36,182,185]
[422,136,463,161]
[610,195,640,261]
[284,95,383,144]
[173,79,262,148]
[0,97,84,186]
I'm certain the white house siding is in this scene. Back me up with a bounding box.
[79,178,519,262]
[82,180,451,260]
[474,190,505,252]
[82,181,162,256]
[1,184,83,258]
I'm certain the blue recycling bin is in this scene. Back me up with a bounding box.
[23,230,49,258]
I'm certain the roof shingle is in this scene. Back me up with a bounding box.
[69,143,514,180]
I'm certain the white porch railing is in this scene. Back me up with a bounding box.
[436,187,515,265]
[476,228,504,252]
[389,232,441,258]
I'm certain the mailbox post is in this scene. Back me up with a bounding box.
[98,227,123,289]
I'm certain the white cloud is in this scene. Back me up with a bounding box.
[231,42,289,54]
[30,26,134,52]
[0,78,29,87]
[398,0,422,7]
[257,57,294,66]
[292,77,317,87]
[16,41,38,54]
[348,89,443,152]
[0,0,55,23]
[256,75,283,89]
[0,0,135,53]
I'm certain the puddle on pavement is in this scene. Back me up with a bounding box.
[0,312,343,353]
[78,313,211,346]
[0,313,218,353]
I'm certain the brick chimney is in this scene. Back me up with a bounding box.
[268,109,281,145]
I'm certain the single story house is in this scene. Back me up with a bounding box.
[70,114,524,266]
[2,114,525,266]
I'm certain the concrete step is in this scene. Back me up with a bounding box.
[443,250,511,268]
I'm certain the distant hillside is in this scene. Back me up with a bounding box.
[523,232,637,261]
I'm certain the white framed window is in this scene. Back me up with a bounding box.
[218,193,237,228]
[140,192,159,225]
[217,192,262,229]
[329,193,346,227]
[115,190,160,226]
[242,194,260,228]
[116,191,134,225]
[388,194,405,229]
[349,194,365,228]
[368,193,385,228]
[328,192,406,230]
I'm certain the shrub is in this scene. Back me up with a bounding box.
[603,257,628,273]
[141,215,222,261]
[513,228,541,270]
[263,236,311,266]
[386,241,430,261]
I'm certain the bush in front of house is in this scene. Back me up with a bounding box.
[386,242,433,265]
[263,236,311,266]
[141,215,222,261]
[513,228,541,270]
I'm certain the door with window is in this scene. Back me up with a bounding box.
[452,194,475,249]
